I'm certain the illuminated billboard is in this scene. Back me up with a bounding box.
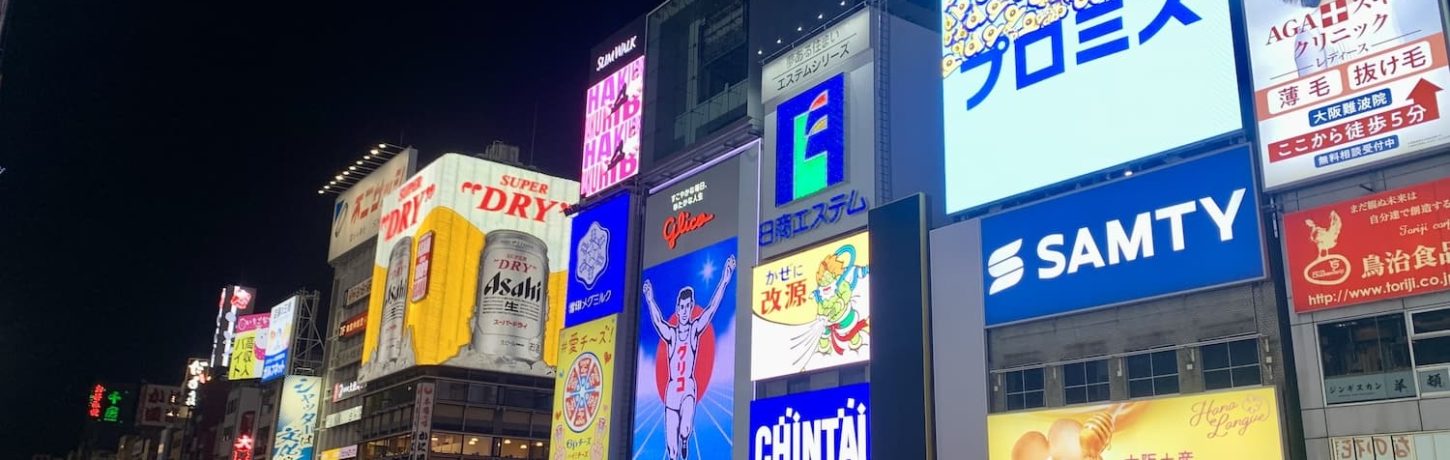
[273,375,320,460]
[632,237,738,460]
[358,154,579,382]
[582,19,645,198]
[986,387,1282,459]
[750,383,870,460]
[642,155,742,267]
[1286,176,1450,313]
[87,383,132,424]
[183,358,209,407]
[751,232,870,381]
[566,191,633,327]
[137,384,185,427]
[980,147,1265,326]
[1245,0,1450,189]
[330,149,414,260]
[550,315,618,459]
[940,0,1243,213]
[262,296,298,382]
[227,313,269,381]
[211,285,257,368]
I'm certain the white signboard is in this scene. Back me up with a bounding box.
[763,10,870,102]
[329,150,413,260]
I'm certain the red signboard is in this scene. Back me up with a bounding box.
[339,311,368,338]
[1286,177,1450,313]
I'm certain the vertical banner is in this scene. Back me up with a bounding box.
[581,19,646,198]
[228,314,269,381]
[1285,176,1450,312]
[410,382,435,460]
[551,315,618,459]
[263,297,299,382]
[273,376,320,460]
[213,285,257,368]
[632,237,738,460]
[567,192,633,327]
[751,232,871,381]
[1245,0,1450,189]
[330,149,414,260]
[749,383,871,460]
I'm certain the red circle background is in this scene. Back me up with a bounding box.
[653,305,716,402]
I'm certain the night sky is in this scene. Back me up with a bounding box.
[0,0,657,455]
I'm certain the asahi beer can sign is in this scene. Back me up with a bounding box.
[359,154,578,383]
[472,230,550,365]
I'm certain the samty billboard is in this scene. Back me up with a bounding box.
[358,154,579,382]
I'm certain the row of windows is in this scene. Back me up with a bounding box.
[362,433,546,460]
[1001,338,1263,411]
[1317,308,1450,405]
[359,403,551,441]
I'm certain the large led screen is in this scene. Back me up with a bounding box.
[632,237,738,460]
[751,231,871,381]
[940,0,1243,213]
[358,154,579,382]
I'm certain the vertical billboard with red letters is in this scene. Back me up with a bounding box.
[582,19,645,198]
[1245,0,1450,189]
[358,154,579,383]
[1285,176,1450,313]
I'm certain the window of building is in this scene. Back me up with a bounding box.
[1004,368,1044,411]
[431,432,463,454]
[1319,313,1416,404]
[461,435,493,456]
[1412,308,1450,366]
[1127,350,1179,398]
[468,383,496,405]
[435,404,464,432]
[1063,360,1110,405]
[1202,339,1262,390]
[501,410,533,437]
[497,438,541,459]
[441,381,470,402]
[841,366,868,385]
[464,406,495,433]
[500,387,533,408]
[787,376,810,394]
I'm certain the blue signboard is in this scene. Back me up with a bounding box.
[775,73,846,207]
[980,147,1264,326]
[566,191,633,327]
[749,383,870,460]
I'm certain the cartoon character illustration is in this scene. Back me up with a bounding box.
[811,245,870,355]
[641,255,736,460]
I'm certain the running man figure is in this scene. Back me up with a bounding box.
[642,255,736,460]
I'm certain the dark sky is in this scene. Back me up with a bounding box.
[0,0,657,455]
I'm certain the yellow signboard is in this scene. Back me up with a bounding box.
[358,154,578,382]
[227,313,268,380]
[750,231,870,381]
[988,387,1283,460]
[551,315,617,459]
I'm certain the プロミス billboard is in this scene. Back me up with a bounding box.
[566,191,633,327]
[986,387,1282,460]
[273,376,320,460]
[941,0,1243,213]
[582,19,645,198]
[751,231,871,381]
[750,383,870,460]
[262,296,298,383]
[330,149,414,261]
[1286,175,1450,313]
[1244,0,1450,189]
[980,147,1265,326]
[551,315,618,459]
[227,313,269,381]
[632,237,738,460]
[358,154,579,382]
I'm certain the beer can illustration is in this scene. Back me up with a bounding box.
[473,229,550,365]
[379,236,413,365]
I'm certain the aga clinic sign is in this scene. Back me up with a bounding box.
[986,387,1281,460]
[981,147,1265,326]
[750,383,870,460]
[1245,0,1450,189]
[940,0,1243,213]
[566,191,633,327]
[1285,176,1450,313]
[751,232,871,381]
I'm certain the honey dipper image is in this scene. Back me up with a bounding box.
[1010,403,1141,460]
